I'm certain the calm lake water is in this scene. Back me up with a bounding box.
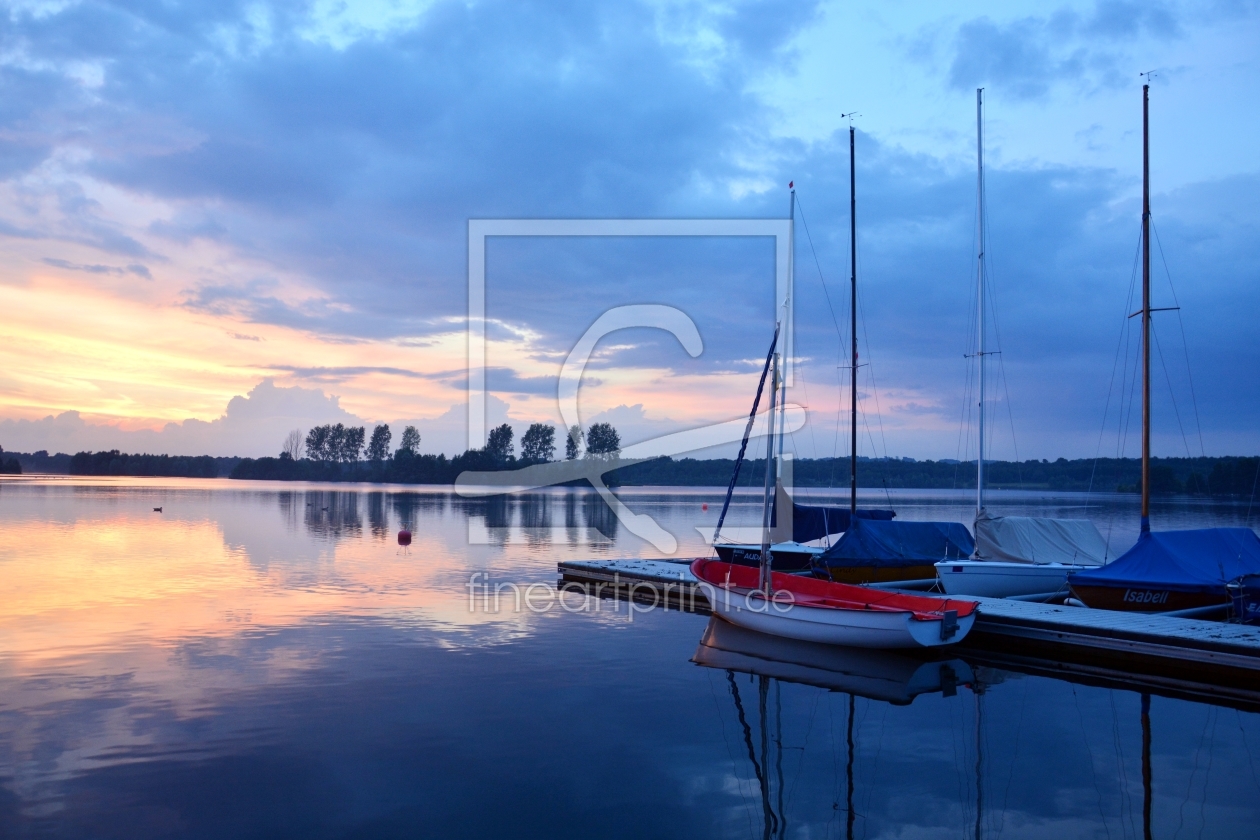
[0,476,1257,838]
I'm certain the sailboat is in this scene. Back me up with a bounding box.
[1068,83,1260,612]
[714,183,895,573]
[693,316,978,647]
[935,89,1111,599]
[813,124,978,585]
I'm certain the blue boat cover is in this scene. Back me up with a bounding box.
[772,500,896,544]
[1068,528,1260,594]
[817,517,975,569]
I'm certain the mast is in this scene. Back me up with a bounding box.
[759,346,780,594]
[849,124,858,516]
[976,88,987,516]
[780,187,794,478]
[1141,83,1151,533]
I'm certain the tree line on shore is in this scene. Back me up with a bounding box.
[0,446,21,475]
[233,421,623,482]
[2,438,1258,496]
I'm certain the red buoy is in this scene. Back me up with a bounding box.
[397,530,412,547]
[701,503,708,512]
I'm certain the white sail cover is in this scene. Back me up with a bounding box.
[974,514,1109,566]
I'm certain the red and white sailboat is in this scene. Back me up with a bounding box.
[694,238,978,647]
[692,556,978,648]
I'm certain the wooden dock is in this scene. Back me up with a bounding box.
[557,558,708,613]
[557,558,1260,682]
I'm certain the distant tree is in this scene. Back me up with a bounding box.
[585,423,621,460]
[305,426,331,462]
[0,445,19,475]
[520,423,556,463]
[1184,472,1208,495]
[1209,457,1260,496]
[565,425,583,460]
[283,429,304,460]
[485,423,514,462]
[397,425,421,456]
[339,426,366,463]
[326,424,347,462]
[1149,464,1181,495]
[367,424,392,462]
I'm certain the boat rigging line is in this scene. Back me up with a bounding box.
[1150,218,1206,457]
[792,190,849,468]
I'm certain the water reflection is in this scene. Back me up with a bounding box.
[583,491,620,541]
[565,491,580,545]
[694,618,972,703]
[302,490,363,539]
[694,618,977,839]
[690,615,1257,839]
[0,478,1256,838]
[367,491,388,539]
[517,493,551,548]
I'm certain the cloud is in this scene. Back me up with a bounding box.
[271,365,430,382]
[0,0,820,341]
[42,257,151,278]
[929,2,1183,99]
[0,380,363,458]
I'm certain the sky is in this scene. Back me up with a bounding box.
[0,0,1256,461]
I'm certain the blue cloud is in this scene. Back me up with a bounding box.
[941,2,1183,99]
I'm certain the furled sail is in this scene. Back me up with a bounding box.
[974,513,1109,566]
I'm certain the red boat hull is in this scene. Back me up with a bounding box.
[691,559,978,648]
[691,559,977,620]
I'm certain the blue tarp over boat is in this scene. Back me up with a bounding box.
[816,518,975,569]
[1068,528,1260,595]
[771,495,896,544]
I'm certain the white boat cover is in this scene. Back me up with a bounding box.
[974,513,1109,566]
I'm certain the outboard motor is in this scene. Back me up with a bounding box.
[1226,574,1260,625]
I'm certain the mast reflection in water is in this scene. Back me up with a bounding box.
[694,618,979,839]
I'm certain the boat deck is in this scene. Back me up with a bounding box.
[556,558,1260,680]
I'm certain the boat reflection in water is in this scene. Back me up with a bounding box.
[692,617,973,705]
[692,614,1216,840]
[692,617,987,839]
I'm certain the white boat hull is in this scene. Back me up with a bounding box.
[934,560,1087,598]
[700,583,975,649]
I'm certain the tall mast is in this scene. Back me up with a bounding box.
[780,187,794,479]
[976,88,987,516]
[759,346,780,594]
[1141,83,1151,533]
[849,125,858,516]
